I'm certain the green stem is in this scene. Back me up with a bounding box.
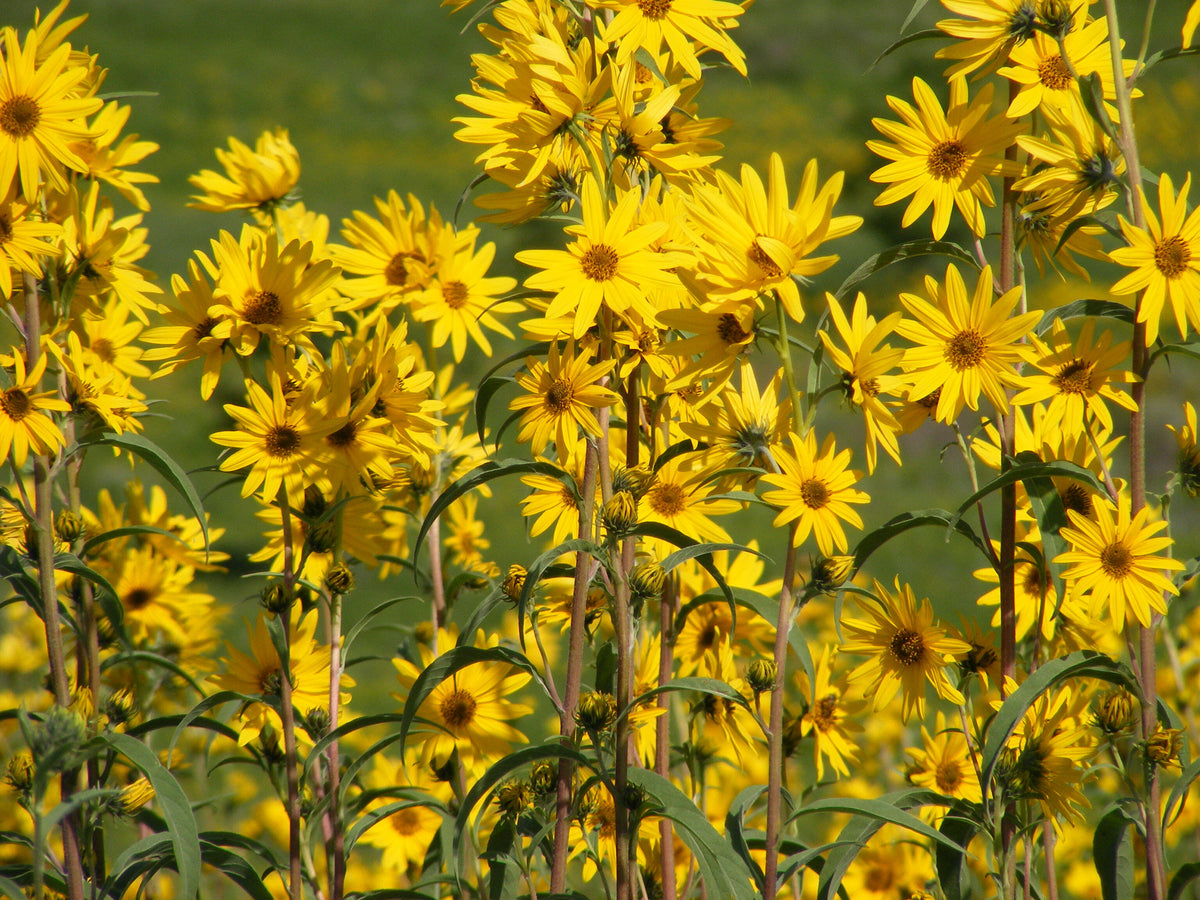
[772,293,806,435]
[764,523,798,900]
[277,491,303,900]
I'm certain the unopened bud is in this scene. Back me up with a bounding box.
[260,582,293,615]
[304,707,331,740]
[602,491,638,539]
[301,485,328,519]
[495,779,532,819]
[104,689,137,729]
[747,658,777,694]
[1093,689,1136,736]
[306,518,337,554]
[612,465,652,499]
[575,690,618,733]
[628,562,667,602]
[1144,727,1183,770]
[324,561,354,595]
[55,511,85,543]
[502,564,527,602]
[530,760,556,795]
[810,556,854,594]
[5,752,34,792]
[117,777,155,816]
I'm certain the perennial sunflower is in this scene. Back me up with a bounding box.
[511,342,619,460]
[1054,495,1184,629]
[0,193,60,298]
[898,264,1041,423]
[594,0,748,80]
[188,128,300,220]
[868,77,1024,239]
[0,344,70,466]
[759,429,869,556]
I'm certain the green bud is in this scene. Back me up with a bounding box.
[602,490,638,539]
[629,562,667,602]
[323,561,354,596]
[746,658,777,694]
[260,582,293,615]
[575,690,618,733]
[54,511,85,543]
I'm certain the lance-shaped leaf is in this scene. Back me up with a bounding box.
[413,459,578,560]
[835,240,978,301]
[936,807,981,900]
[725,785,767,892]
[945,458,1105,536]
[629,522,737,605]
[1033,298,1134,335]
[1094,805,1137,900]
[852,508,991,574]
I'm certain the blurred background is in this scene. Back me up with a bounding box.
[64,0,1200,675]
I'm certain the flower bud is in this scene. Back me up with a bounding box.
[746,658,777,694]
[1093,689,1135,736]
[628,562,666,602]
[260,581,293,615]
[1144,727,1183,770]
[575,690,618,733]
[1037,0,1074,40]
[118,777,156,816]
[30,706,87,773]
[301,484,328,519]
[502,564,527,602]
[5,752,34,792]
[323,561,355,596]
[530,760,556,796]
[810,555,854,594]
[306,518,338,554]
[104,688,137,730]
[495,779,532,819]
[602,490,638,539]
[304,707,331,740]
[612,465,652,499]
[54,510,85,543]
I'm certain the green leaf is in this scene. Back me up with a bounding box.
[105,732,202,900]
[835,240,978,301]
[734,587,816,699]
[456,589,509,646]
[1141,45,1200,76]
[1020,454,1070,610]
[936,808,981,900]
[0,875,28,900]
[104,832,174,898]
[1034,299,1134,335]
[660,541,770,574]
[81,525,191,558]
[168,690,252,758]
[1168,862,1200,900]
[946,458,1105,535]
[628,767,758,900]
[1094,806,1137,900]
[483,816,521,900]
[398,646,549,758]
[900,0,935,33]
[870,28,944,70]
[471,341,551,443]
[629,522,736,605]
[413,459,577,560]
[791,795,959,852]
[343,596,417,659]
[725,786,767,893]
[622,677,748,725]
[515,537,607,650]
[200,840,277,900]
[852,509,991,574]
[652,438,702,471]
[303,713,407,786]
[1163,755,1200,830]
[474,374,515,448]
[979,651,1133,794]
[52,551,118,602]
[1078,71,1120,142]
[345,798,447,855]
[86,432,209,553]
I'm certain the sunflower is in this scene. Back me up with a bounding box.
[359,754,447,875]
[679,360,789,476]
[520,462,586,546]
[840,579,971,722]
[660,299,758,394]
[935,0,1040,77]
[868,77,1024,240]
[0,343,69,465]
[210,373,340,504]
[210,608,350,747]
[68,100,159,212]
[515,175,679,339]
[1054,495,1183,630]
[1109,172,1200,346]
[1168,401,1200,497]
[0,28,101,201]
[594,0,748,80]
[392,632,532,772]
[819,292,907,472]
[907,712,981,805]
[411,231,519,362]
[638,453,740,548]
[0,192,61,297]
[510,341,619,460]
[1012,317,1137,445]
[793,644,863,780]
[112,546,212,649]
[692,633,759,764]
[188,128,300,221]
[897,264,1042,423]
[759,429,869,556]
[142,255,230,400]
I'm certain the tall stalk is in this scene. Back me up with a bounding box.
[763,523,798,900]
[277,492,303,900]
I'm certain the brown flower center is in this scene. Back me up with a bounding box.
[1052,358,1093,394]
[264,425,302,458]
[0,388,33,422]
[439,688,477,729]
[1037,54,1074,90]
[945,329,986,371]
[390,807,422,837]
[1099,541,1133,579]
[936,760,964,793]
[442,280,468,309]
[0,96,40,138]
[1061,483,1093,517]
[927,140,969,180]
[808,692,839,731]
[864,862,896,893]
[748,238,783,278]
[0,212,12,244]
[800,478,830,509]
[1154,235,1191,278]
[648,482,686,516]
[581,243,620,282]
[243,290,283,326]
[636,0,672,19]
[889,628,926,666]
[124,587,155,610]
[327,420,357,449]
[717,312,750,344]
[384,251,417,287]
[544,378,575,413]
[192,317,219,341]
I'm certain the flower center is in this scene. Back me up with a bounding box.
[927,140,968,180]
[390,807,421,837]
[384,252,417,287]
[1037,54,1074,90]
[1052,358,1093,394]
[243,290,283,326]
[1021,563,1047,598]
[124,587,155,610]
[808,692,839,731]
[1099,541,1133,579]
[544,378,575,414]
[1061,483,1093,517]
[192,317,219,341]
[327,420,357,449]
[800,478,830,509]
[264,425,302,458]
[259,668,282,697]
[439,688,477,729]
[748,238,783,278]
[89,337,116,363]
[0,96,41,138]
[581,244,620,282]
[636,0,672,19]
[945,329,986,371]
[936,760,964,793]
[864,862,895,893]
[717,312,750,344]
[648,482,686,517]
[889,628,926,666]
[0,388,33,422]
[442,280,468,309]
[1154,235,1190,278]
[0,212,12,244]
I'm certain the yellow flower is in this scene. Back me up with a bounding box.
[936,0,1040,77]
[0,343,69,465]
[1186,1,1200,48]
[760,429,869,556]
[0,193,61,298]
[359,754,447,874]
[1167,401,1200,497]
[679,360,789,476]
[510,341,619,459]
[638,454,740,548]
[0,27,101,201]
[897,264,1041,423]
[1109,172,1200,346]
[794,644,863,780]
[69,100,159,211]
[841,579,971,722]
[142,254,230,400]
[868,77,1024,239]
[516,175,678,339]
[1054,495,1184,629]
[907,712,981,804]
[594,0,748,80]
[188,128,300,220]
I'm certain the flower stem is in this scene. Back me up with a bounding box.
[764,522,798,900]
[278,492,303,900]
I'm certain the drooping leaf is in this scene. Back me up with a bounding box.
[105,732,202,900]
[852,508,991,574]
[660,541,770,574]
[870,28,945,70]
[343,596,419,658]
[946,458,1105,534]
[1034,298,1134,334]
[483,816,521,900]
[936,808,981,900]
[199,840,277,900]
[791,795,959,852]
[835,240,978,301]
[1093,805,1137,900]
[515,537,608,650]
[725,785,767,893]
[1163,756,1200,830]
[1168,862,1200,900]
[621,677,749,724]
